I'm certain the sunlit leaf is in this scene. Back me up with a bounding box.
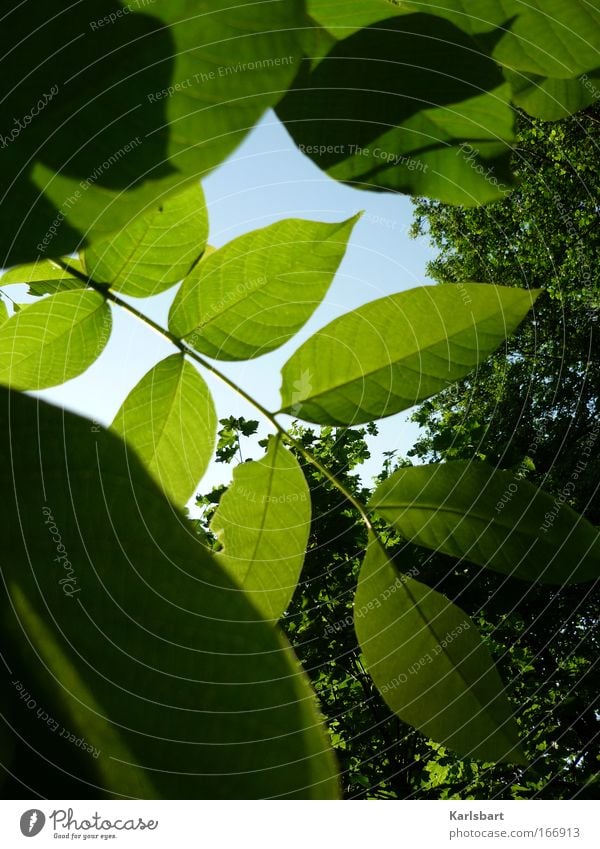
[2,0,304,264]
[369,461,600,584]
[211,436,311,621]
[505,69,600,121]
[280,284,539,425]
[278,15,517,205]
[112,354,216,506]
[0,289,111,389]
[84,184,208,297]
[0,258,85,297]
[289,4,600,200]
[0,387,339,799]
[309,1,600,78]
[308,0,397,36]
[355,536,524,763]
[170,215,359,360]
[474,0,600,79]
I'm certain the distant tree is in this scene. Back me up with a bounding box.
[410,104,600,523]
[406,103,600,798]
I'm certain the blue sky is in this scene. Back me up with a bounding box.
[32,111,437,497]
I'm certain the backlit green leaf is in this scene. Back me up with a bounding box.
[0,258,85,297]
[0,688,15,788]
[0,289,111,389]
[0,387,339,799]
[369,461,600,584]
[112,354,216,506]
[308,0,397,36]
[84,184,208,297]
[211,435,311,621]
[277,15,517,205]
[288,4,600,200]
[280,283,539,425]
[170,215,359,360]
[505,69,600,121]
[355,536,524,763]
[2,0,303,264]
[477,0,600,79]
[309,1,600,78]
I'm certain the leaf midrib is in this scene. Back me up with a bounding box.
[371,498,540,541]
[145,358,190,481]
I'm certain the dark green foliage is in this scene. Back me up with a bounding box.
[215,416,260,464]
[410,105,600,520]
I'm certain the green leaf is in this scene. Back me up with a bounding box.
[308,0,398,36]
[481,0,600,79]
[369,461,600,584]
[211,435,311,621]
[169,215,360,360]
[1,258,85,297]
[354,536,524,763]
[321,1,600,78]
[280,283,539,425]
[84,184,208,297]
[277,15,517,205]
[0,387,339,799]
[0,290,111,389]
[505,69,600,121]
[2,0,304,264]
[289,5,600,200]
[0,300,8,325]
[112,354,216,506]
